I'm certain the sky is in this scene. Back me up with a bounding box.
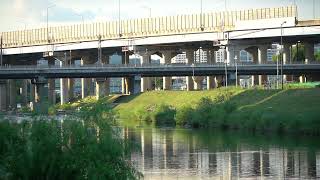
[0,0,319,32]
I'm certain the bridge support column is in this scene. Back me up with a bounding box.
[34,77,48,114]
[48,79,56,104]
[21,80,28,106]
[193,76,204,90]
[304,42,314,64]
[282,43,291,82]
[96,78,107,100]
[186,50,194,91]
[251,76,259,87]
[162,51,173,90]
[258,45,268,86]
[141,54,152,92]
[81,57,92,98]
[8,80,17,110]
[299,75,306,83]
[68,78,74,101]
[30,80,36,107]
[125,76,135,95]
[206,49,217,90]
[207,76,217,90]
[0,80,8,111]
[48,59,56,105]
[122,53,130,94]
[60,59,69,105]
[246,47,259,86]
[102,55,110,96]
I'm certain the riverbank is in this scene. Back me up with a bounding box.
[115,86,320,135]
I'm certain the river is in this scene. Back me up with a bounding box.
[124,127,320,180]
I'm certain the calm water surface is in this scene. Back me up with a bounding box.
[124,127,320,180]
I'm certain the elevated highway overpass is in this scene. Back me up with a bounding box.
[0,5,320,113]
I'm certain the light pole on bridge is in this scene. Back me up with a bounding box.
[118,0,122,37]
[47,4,56,44]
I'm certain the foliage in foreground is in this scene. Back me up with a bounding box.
[0,100,142,180]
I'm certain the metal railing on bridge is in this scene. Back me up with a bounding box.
[0,61,319,70]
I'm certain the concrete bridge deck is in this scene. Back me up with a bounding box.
[1,63,319,79]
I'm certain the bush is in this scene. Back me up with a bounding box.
[0,101,141,180]
[175,106,194,126]
[154,104,176,126]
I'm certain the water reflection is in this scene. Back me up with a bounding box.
[124,127,320,180]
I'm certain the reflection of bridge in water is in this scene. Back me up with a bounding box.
[125,128,320,179]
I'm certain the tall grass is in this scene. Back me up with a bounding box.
[0,100,142,180]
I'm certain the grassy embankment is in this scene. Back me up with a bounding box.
[114,84,320,135]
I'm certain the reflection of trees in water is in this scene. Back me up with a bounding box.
[126,128,320,179]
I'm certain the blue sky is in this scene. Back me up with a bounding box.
[0,0,319,32]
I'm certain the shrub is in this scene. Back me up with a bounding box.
[154,104,176,126]
[175,106,194,126]
[0,101,141,180]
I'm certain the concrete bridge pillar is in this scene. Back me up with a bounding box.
[21,80,28,106]
[81,57,92,98]
[34,77,48,114]
[8,80,17,110]
[0,80,8,111]
[299,75,306,83]
[60,59,69,105]
[304,42,314,64]
[102,55,110,96]
[141,53,152,92]
[95,78,107,100]
[48,58,56,105]
[124,76,135,95]
[247,46,259,86]
[193,76,204,90]
[258,45,268,86]
[185,50,194,91]
[162,51,173,90]
[122,53,130,94]
[30,80,36,105]
[206,49,217,90]
[282,43,291,82]
[207,76,218,90]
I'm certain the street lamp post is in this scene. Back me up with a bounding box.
[280,21,286,90]
[47,4,56,44]
[200,0,204,31]
[118,0,122,37]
